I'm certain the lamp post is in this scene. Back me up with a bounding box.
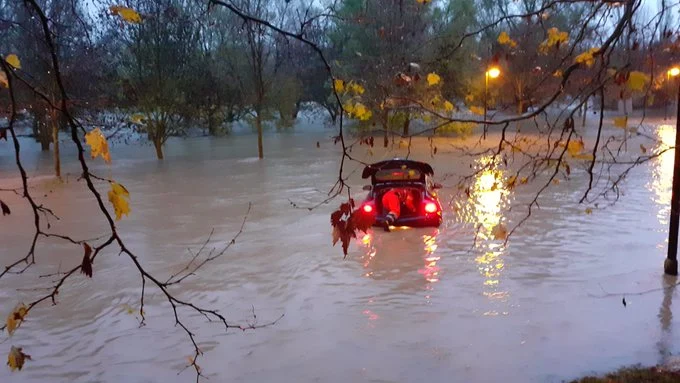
[483,66,501,139]
[665,66,680,276]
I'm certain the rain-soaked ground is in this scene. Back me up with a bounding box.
[1,118,679,383]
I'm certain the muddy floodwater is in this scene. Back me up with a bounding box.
[1,121,679,383]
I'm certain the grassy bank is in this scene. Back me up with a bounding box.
[571,365,680,382]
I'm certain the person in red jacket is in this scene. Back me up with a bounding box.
[381,188,415,231]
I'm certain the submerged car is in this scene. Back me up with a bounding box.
[358,158,443,228]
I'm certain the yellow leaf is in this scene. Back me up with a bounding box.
[469,105,484,115]
[552,178,560,185]
[465,94,474,103]
[574,48,599,68]
[342,100,354,114]
[348,82,364,95]
[7,346,30,372]
[444,100,454,112]
[108,182,130,221]
[498,31,517,48]
[506,175,517,189]
[640,144,647,154]
[567,140,584,156]
[5,303,27,336]
[585,207,593,214]
[613,116,627,128]
[491,223,508,241]
[0,71,7,88]
[553,70,563,78]
[426,72,441,86]
[85,128,111,164]
[538,28,569,54]
[627,71,650,92]
[130,113,145,124]
[333,79,344,93]
[353,102,372,121]
[519,177,528,185]
[5,54,20,69]
[110,5,142,23]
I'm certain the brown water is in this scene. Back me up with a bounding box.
[1,122,679,383]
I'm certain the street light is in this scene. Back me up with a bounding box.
[665,65,680,275]
[483,66,501,139]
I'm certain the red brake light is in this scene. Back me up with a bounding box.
[424,202,437,213]
[363,204,373,213]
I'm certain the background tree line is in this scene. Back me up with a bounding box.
[0,0,678,164]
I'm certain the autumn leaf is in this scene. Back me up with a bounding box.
[347,82,364,95]
[444,100,454,112]
[469,105,485,115]
[538,28,569,54]
[5,54,20,69]
[491,223,508,241]
[519,177,528,185]
[333,78,345,93]
[426,72,441,86]
[552,178,560,185]
[585,207,593,214]
[5,303,27,336]
[352,102,372,121]
[7,346,31,371]
[415,0,432,4]
[553,70,563,78]
[85,128,111,164]
[640,144,647,154]
[566,139,584,156]
[574,48,599,68]
[497,31,517,48]
[627,71,650,92]
[81,243,93,278]
[1,200,9,216]
[613,116,627,129]
[0,71,7,88]
[506,175,517,190]
[110,5,142,23]
[108,182,130,221]
[129,113,145,124]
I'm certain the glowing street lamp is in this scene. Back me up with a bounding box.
[665,65,680,275]
[484,66,501,138]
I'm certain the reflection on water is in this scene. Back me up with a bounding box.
[657,275,676,363]
[460,156,512,303]
[418,232,440,284]
[359,229,442,286]
[649,125,675,226]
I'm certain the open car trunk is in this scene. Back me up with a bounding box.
[374,186,423,218]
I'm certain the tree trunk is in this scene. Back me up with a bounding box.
[50,108,60,178]
[402,112,410,136]
[518,99,524,115]
[581,96,588,127]
[292,100,301,120]
[154,137,164,160]
[382,110,389,148]
[256,112,264,159]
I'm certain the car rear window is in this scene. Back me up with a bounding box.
[374,168,421,181]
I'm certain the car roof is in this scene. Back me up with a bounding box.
[361,158,434,180]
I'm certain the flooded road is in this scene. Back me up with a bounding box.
[1,121,679,383]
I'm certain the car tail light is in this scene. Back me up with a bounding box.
[424,202,438,213]
[363,204,373,213]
